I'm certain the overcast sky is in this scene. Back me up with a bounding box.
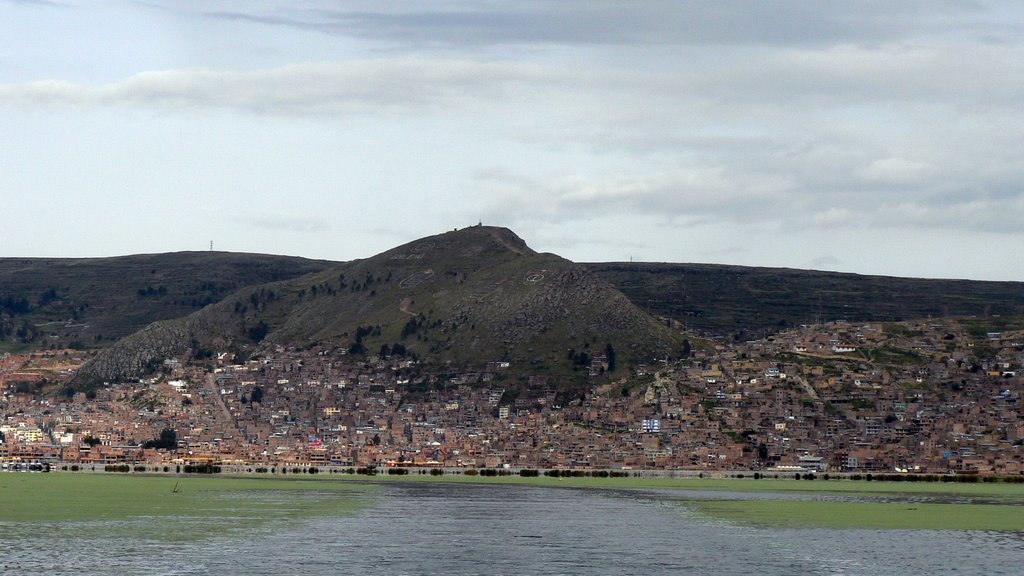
[2,1,1023,281]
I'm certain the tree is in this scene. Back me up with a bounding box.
[401,317,419,338]
[250,386,264,404]
[143,428,178,450]
[16,320,38,343]
[247,321,269,342]
[348,340,366,355]
[605,342,617,372]
[83,435,101,447]
[37,287,59,307]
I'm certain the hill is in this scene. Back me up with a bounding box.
[0,252,333,351]
[7,245,1024,360]
[71,227,684,388]
[587,263,1024,337]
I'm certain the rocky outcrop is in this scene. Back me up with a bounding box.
[71,319,192,386]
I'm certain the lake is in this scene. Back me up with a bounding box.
[2,475,1023,575]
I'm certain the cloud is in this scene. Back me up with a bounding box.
[2,0,64,6]
[237,213,332,233]
[810,255,841,269]
[204,1,1012,48]
[471,166,793,230]
[0,59,550,116]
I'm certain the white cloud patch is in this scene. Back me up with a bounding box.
[0,59,550,115]
[239,213,332,233]
[810,255,841,269]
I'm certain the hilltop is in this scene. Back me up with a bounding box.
[72,227,683,388]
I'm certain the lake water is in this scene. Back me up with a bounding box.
[3,481,1023,575]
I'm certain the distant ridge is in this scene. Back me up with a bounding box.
[0,252,333,349]
[587,262,1024,336]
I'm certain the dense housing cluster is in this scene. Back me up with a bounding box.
[1,318,1022,475]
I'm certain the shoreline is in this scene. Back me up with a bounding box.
[14,463,1024,498]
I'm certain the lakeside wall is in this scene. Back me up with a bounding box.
[19,462,1024,483]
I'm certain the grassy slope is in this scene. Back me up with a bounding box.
[0,252,333,351]
[190,227,683,378]
[588,262,1024,335]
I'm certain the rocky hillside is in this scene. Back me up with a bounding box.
[71,227,684,387]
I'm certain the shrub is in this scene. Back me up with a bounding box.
[182,464,220,474]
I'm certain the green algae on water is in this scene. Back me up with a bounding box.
[0,474,375,541]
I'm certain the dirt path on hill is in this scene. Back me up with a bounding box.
[791,374,820,401]
[204,373,241,432]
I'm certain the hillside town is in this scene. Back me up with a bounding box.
[1,318,1022,476]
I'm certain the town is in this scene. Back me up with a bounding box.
[1,318,1022,476]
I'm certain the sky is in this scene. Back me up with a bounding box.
[2,1,1023,281]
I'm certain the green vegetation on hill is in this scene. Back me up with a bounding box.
[587,262,1024,336]
[0,252,332,351]
[72,227,684,389]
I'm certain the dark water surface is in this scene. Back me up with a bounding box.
[3,482,1023,575]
